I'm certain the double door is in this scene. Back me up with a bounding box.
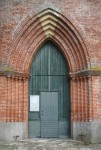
[28,41,70,138]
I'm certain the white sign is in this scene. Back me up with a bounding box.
[30,95,39,111]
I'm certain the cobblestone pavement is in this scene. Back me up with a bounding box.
[0,138,101,150]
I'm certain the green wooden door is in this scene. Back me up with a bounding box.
[28,41,70,138]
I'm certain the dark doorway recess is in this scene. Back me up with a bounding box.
[28,41,70,138]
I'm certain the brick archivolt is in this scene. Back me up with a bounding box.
[8,8,90,74]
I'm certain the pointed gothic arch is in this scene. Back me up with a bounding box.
[5,8,92,140]
[9,8,90,75]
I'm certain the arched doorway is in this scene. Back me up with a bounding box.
[5,8,91,142]
[28,41,70,138]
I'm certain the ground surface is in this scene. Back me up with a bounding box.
[0,138,101,150]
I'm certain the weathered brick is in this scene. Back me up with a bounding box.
[0,0,101,124]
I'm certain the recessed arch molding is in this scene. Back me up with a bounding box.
[4,8,92,78]
[1,9,101,78]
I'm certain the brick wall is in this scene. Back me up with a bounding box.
[0,0,101,122]
[71,77,89,121]
[0,76,28,122]
[0,0,101,70]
